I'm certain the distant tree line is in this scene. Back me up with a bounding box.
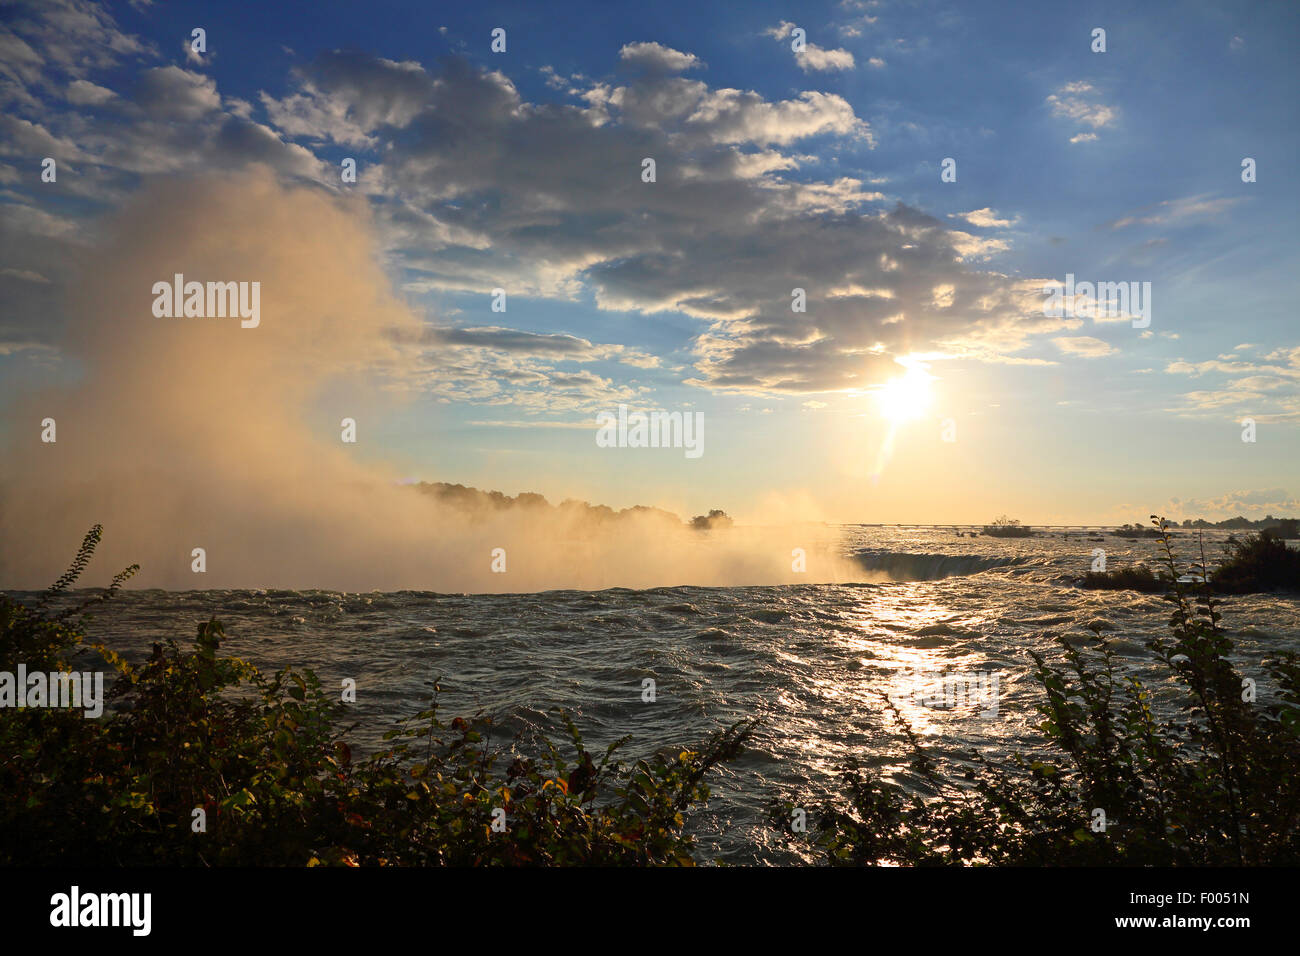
[1176,515,1298,537]
[414,481,734,533]
[414,481,681,527]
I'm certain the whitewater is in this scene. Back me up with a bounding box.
[14,526,1298,864]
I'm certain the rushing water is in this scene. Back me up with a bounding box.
[17,527,1299,864]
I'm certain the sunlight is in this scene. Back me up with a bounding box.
[874,364,934,424]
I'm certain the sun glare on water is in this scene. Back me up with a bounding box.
[874,366,934,424]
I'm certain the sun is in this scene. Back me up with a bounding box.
[874,366,934,424]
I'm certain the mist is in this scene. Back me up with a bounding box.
[0,168,862,593]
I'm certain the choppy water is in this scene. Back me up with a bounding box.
[16,527,1299,864]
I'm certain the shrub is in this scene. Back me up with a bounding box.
[1213,530,1300,594]
[982,516,1033,538]
[1271,518,1300,540]
[1080,563,1168,592]
[1112,523,1161,539]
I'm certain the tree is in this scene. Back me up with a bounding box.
[690,509,734,530]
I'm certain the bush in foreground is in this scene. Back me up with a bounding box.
[0,527,754,866]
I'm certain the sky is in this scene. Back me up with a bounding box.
[1,0,1298,527]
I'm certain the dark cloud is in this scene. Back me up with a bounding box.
[132,66,220,121]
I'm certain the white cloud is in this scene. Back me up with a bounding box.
[65,78,116,105]
[797,44,856,72]
[687,88,869,145]
[1164,347,1300,422]
[951,207,1016,228]
[1047,81,1117,141]
[618,42,703,73]
[1053,336,1116,358]
[764,21,856,72]
[1170,489,1299,519]
[1107,194,1243,229]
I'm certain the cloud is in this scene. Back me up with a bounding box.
[1169,489,1300,520]
[465,419,593,429]
[0,114,91,163]
[0,339,57,356]
[1163,347,1300,421]
[1105,194,1243,229]
[133,66,220,120]
[0,0,153,88]
[1046,81,1117,140]
[1053,336,1116,358]
[0,267,51,283]
[765,21,856,72]
[0,31,44,89]
[250,54,1073,395]
[618,42,703,72]
[687,88,867,144]
[260,52,434,147]
[65,78,116,105]
[951,207,1016,228]
[387,325,660,409]
[2,28,1079,412]
[0,12,328,206]
[797,44,856,72]
[418,326,656,365]
[183,36,210,67]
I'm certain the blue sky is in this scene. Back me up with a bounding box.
[1,0,1297,524]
